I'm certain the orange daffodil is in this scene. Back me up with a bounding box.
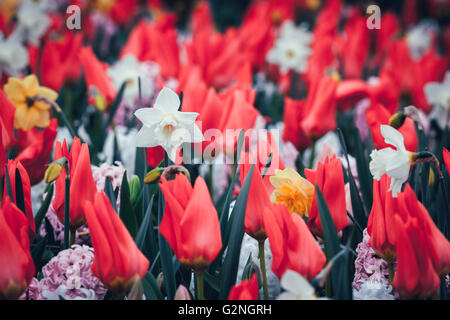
[3,74,58,131]
[269,167,314,218]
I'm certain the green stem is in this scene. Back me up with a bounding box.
[64,176,70,249]
[258,241,269,300]
[309,141,316,169]
[388,263,395,286]
[70,229,76,246]
[196,272,204,300]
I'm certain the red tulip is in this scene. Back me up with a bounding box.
[83,191,149,296]
[301,75,338,140]
[185,26,245,88]
[108,0,138,25]
[0,88,16,149]
[337,10,369,79]
[120,15,180,78]
[392,215,440,299]
[282,97,311,151]
[52,137,97,230]
[146,146,164,168]
[305,155,347,237]
[0,128,5,179]
[3,160,34,241]
[0,196,35,300]
[29,32,83,91]
[240,164,271,242]
[397,185,450,277]
[335,79,369,112]
[263,203,326,280]
[78,47,117,109]
[372,13,399,67]
[228,274,259,300]
[365,102,418,152]
[367,174,400,263]
[444,148,450,174]
[159,175,222,273]
[14,119,58,185]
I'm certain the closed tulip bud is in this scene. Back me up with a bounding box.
[388,111,406,129]
[83,191,149,297]
[263,203,326,280]
[143,167,164,184]
[128,175,141,204]
[174,285,191,300]
[159,175,222,273]
[44,157,68,183]
[228,274,259,300]
[305,155,348,237]
[52,138,97,230]
[0,197,35,300]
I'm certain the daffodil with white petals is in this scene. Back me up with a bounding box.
[134,87,204,162]
[277,270,324,300]
[424,70,450,129]
[266,20,312,74]
[369,125,413,197]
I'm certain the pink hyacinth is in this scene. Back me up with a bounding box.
[91,161,125,200]
[21,245,107,300]
[353,229,390,292]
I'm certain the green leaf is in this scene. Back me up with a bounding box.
[35,184,54,232]
[14,168,25,214]
[316,186,352,299]
[105,82,126,128]
[135,195,155,255]
[119,171,138,238]
[203,271,220,293]
[353,130,373,211]
[219,130,245,245]
[219,163,255,299]
[337,128,368,230]
[157,188,176,299]
[142,271,164,300]
[104,177,117,212]
[208,130,245,274]
[4,164,13,200]
[316,185,340,260]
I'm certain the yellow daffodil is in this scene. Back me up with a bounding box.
[269,167,314,217]
[93,0,115,12]
[0,0,19,22]
[3,74,58,131]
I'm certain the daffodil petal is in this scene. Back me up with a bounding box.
[154,87,180,113]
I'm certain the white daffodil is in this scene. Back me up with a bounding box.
[276,270,323,300]
[16,0,51,45]
[266,20,312,74]
[0,32,29,76]
[425,71,450,129]
[134,87,204,162]
[369,125,412,197]
[406,21,435,60]
[107,54,159,107]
